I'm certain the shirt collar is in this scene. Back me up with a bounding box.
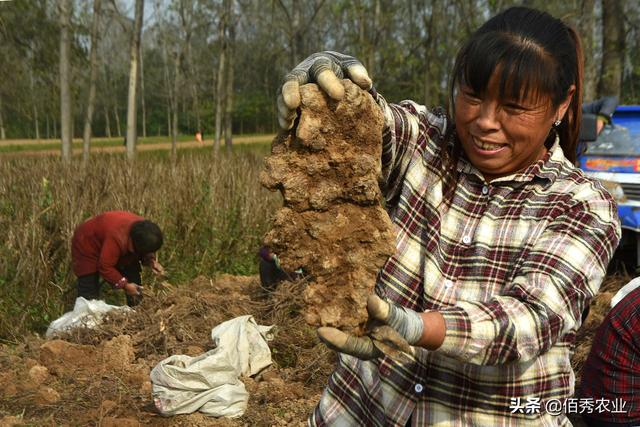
[456,135,566,186]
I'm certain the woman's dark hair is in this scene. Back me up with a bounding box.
[441,7,583,202]
[130,220,163,255]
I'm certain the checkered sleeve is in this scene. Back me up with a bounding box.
[437,184,621,365]
[372,90,447,204]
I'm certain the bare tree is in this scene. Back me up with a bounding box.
[224,0,236,153]
[29,65,40,140]
[598,0,625,97]
[103,104,111,137]
[59,0,72,162]
[171,44,181,159]
[125,0,144,161]
[422,1,444,107]
[579,0,597,101]
[214,0,228,154]
[177,0,201,133]
[276,0,326,67]
[83,0,102,162]
[139,42,147,138]
[0,94,5,140]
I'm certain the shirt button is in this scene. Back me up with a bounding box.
[462,235,471,244]
[444,279,453,288]
[482,185,489,195]
[414,383,424,393]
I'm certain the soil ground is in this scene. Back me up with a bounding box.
[0,274,333,426]
[0,273,630,426]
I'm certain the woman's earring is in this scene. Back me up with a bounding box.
[554,119,561,127]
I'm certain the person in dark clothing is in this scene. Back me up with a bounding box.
[71,211,165,306]
[577,96,619,155]
[578,285,640,427]
[258,246,303,291]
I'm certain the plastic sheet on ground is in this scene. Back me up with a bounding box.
[46,297,131,338]
[150,315,274,418]
[611,276,640,308]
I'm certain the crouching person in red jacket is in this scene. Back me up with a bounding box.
[71,211,165,306]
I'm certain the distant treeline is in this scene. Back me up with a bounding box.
[0,0,638,141]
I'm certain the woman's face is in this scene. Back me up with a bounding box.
[454,72,574,181]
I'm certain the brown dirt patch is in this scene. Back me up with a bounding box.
[0,274,333,426]
[0,270,628,425]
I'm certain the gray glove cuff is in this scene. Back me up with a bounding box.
[387,304,424,345]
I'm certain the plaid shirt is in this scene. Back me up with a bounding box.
[578,286,640,423]
[310,92,621,426]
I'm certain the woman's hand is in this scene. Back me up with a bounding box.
[151,259,165,277]
[317,294,426,361]
[123,282,143,296]
[277,51,372,130]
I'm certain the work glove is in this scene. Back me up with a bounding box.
[317,294,424,362]
[278,51,373,130]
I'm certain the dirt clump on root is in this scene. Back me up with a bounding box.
[261,80,396,333]
[0,274,334,426]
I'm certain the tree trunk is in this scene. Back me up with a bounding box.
[171,46,180,159]
[214,0,228,154]
[0,95,5,140]
[104,105,111,138]
[188,46,201,132]
[423,0,443,106]
[224,0,235,154]
[29,67,40,140]
[125,0,144,161]
[368,0,380,78]
[46,114,50,140]
[82,0,101,163]
[114,104,121,137]
[179,0,200,134]
[579,0,596,101]
[214,51,225,153]
[161,36,172,139]
[33,104,40,140]
[291,0,302,66]
[139,41,147,138]
[59,0,72,162]
[277,0,326,68]
[598,0,625,97]
[167,105,171,137]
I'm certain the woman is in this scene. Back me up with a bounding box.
[72,211,165,306]
[278,7,621,426]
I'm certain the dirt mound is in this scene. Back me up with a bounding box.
[0,268,629,425]
[261,80,396,333]
[0,274,334,426]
